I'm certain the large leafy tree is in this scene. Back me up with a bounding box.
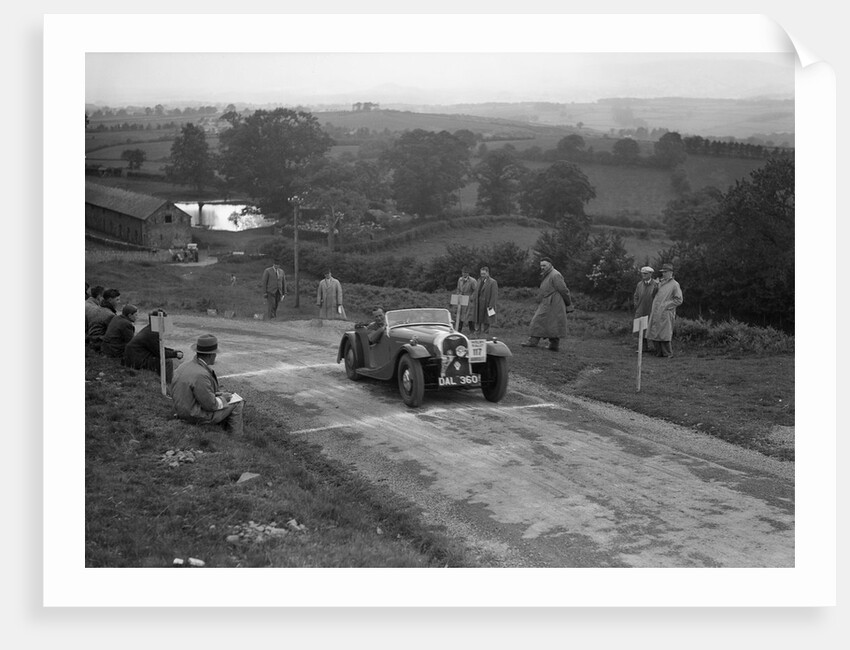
[473,147,527,215]
[120,148,146,170]
[518,160,596,224]
[661,157,794,328]
[382,129,471,217]
[612,137,641,164]
[217,108,333,220]
[653,131,687,168]
[299,159,372,250]
[164,123,217,195]
[708,157,795,326]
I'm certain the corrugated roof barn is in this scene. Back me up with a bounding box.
[85,181,193,249]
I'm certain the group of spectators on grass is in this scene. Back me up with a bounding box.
[85,281,244,435]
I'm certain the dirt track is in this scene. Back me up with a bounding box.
[163,313,794,568]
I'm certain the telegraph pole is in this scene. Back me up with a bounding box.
[293,200,300,308]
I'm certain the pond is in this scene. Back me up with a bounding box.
[175,202,277,231]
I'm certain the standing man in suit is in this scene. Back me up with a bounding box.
[471,266,498,337]
[261,259,287,320]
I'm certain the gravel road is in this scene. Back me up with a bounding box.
[163,313,794,568]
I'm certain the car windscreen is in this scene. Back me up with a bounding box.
[386,309,452,328]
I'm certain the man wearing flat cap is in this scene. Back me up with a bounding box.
[647,263,683,358]
[170,334,245,435]
[633,266,658,353]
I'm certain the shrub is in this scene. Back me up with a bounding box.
[674,317,794,353]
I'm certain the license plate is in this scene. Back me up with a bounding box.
[468,339,487,363]
[438,373,481,387]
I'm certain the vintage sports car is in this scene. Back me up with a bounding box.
[336,308,511,407]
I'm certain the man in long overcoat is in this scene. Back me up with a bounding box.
[521,258,572,351]
[647,263,684,358]
[453,267,478,333]
[633,266,658,353]
[470,266,498,336]
[316,270,345,319]
[261,260,287,320]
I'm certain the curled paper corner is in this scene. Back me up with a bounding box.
[761,14,824,69]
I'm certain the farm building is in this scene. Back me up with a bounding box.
[85,181,193,249]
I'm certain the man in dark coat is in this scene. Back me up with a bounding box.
[86,288,120,352]
[122,309,184,382]
[471,266,498,336]
[100,304,138,358]
[261,260,287,320]
[521,258,572,351]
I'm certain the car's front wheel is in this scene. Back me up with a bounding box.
[344,341,360,381]
[481,356,508,402]
[397,354,424,407]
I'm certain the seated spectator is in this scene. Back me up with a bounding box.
[86,288,120,352]
[122,309,183,383]
[85,285,105,333]
[101,304,138,358]
[171,334,244,435]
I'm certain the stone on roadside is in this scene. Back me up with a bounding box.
[188,557,205,567]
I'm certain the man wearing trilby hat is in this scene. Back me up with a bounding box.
[170,334,245,435]
[647,263,683,358]
[633,266,658,353]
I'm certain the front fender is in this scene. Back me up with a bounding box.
[486,340,513,358]
[400,343,431,360]
[337,332,357,363]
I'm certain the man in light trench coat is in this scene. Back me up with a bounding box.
[317,270,345,320]
[453,267,478,333]
[521,257,573,352]
[647,263,683,358]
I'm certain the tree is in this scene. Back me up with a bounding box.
[518,160,596,224]
[612,137,640,164]
[582,230,635,306]
[299,158,372,250]
[707,157,795,326]
[653,131,687,168]
[164,123,217,195]
[120,148,146,170]
[555,134,586,159]
[662,186,723,242]
[217,108,333,221]
[661,158,794,328]
[473,148,527,215]
[382,129,470,217]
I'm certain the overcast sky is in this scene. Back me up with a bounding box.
[86,52,795,107]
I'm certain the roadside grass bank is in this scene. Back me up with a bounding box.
[86,256,794,461]
[85,349,479,568]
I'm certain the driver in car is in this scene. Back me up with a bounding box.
[365,307,386,344]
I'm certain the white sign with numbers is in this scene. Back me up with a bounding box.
[468,339,487,363]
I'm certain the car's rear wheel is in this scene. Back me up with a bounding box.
[481,356,508,402]
[344,341,360,381]
[398,354,424,407]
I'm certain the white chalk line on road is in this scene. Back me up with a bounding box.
[220,362,340,378]
[289,402,565,435]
